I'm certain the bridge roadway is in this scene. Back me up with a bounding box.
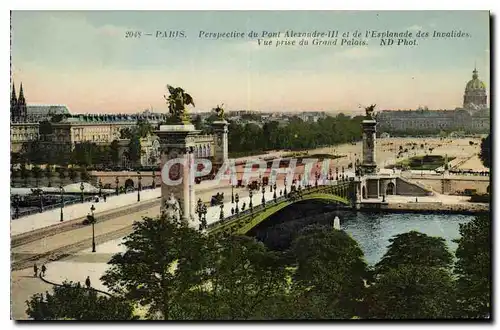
[11,175,355,319]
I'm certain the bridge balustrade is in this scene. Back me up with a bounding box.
[208,181,354,233]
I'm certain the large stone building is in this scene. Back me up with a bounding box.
[377,68,490,135]
[10,84,220,166]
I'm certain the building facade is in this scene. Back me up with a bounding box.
[377,68,490,135]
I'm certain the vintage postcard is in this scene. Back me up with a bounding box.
[10,10,491,321]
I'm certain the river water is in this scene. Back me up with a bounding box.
[252,211,475,266]
[340,212,474,265]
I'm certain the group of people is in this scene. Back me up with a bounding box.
[33,263,46,278]
[34,263,92,289]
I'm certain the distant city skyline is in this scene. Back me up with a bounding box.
[11,10,490,114]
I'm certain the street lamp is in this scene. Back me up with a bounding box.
[284,178,288,196]
[261,185,266,206]
[13,195,20,219]
[152,171,156,188]
[98,179,103,197]
[196,198,207,230]
[137,172,142,202]
[90,204,96,253]
[235,193,239,214]
[231,185,235,203]
[219,204,224,221]
[115,176,119,196]
[336,168,339,181]
[59,186,65,222]
[249,189,253,210]
[80,182,85,203]
[200,204,207,230]
[273,183,277,201]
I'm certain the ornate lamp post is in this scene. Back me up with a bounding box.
[249,190,253,210]
[336,168,339,181]
[13,195,20,219]
[342,166,345,181]
[284,178,288,196]
[90,204,96,253]
[219,204,224,221]
[273,183,277,201]
[152,171,156,188]
[98,179,103,197]
[200,204,207,230]
[231,185,235,203]
[115,176,119,195]
[59,186,65,222]
[261,184,266,206]
[235,193,240,214]
[196,198,205,230]
[80,182,85,203]
[137,172,142,202]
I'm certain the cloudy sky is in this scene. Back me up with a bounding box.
[11,10,490,114]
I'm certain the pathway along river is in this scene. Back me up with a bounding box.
[250,211,475,265]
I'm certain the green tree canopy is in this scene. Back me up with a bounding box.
[290,226,369,319]
[479,134,490,168]
[365,265,456,319]
[25,281,137,320]
[374,231,453,275]
[454,215,491,318]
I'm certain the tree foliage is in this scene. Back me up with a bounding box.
[365,265,456,319]
[228,114,363,154]
[374,231,453,275]
[479,134,491,168]
[454,215,491,318]
[26,281,137,320]
[290,226,369,319]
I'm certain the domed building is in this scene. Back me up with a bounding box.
[377,67,490,135]
[463,68,488,111]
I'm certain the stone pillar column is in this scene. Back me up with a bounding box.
[155,123,200,228]
[211,120,229,169]
[188,148,196,221]
[360,117,377,175]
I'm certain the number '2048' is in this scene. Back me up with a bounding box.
[125,31,141,38]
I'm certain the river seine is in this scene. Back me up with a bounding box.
[251,211,475,266]
[340,212,473,265]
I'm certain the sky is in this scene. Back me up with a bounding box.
[11,10,490,115]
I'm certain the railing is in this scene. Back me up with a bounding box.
[207,181,353,231]
[11,186,158,220]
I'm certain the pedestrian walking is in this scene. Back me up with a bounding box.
[33,263,38,277]
[85,276,91,288]
[41,264,47,277]
[103,194,107,202]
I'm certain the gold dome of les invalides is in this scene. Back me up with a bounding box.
[465,69,486,91]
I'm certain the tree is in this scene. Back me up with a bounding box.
[44,165,53,187]
[289,226,369,319]
[479,134,490,168]
[58,167,67,181]
[374,231,453,275]
[454,215,491,318]
[25,281,137,320]
[365,265,456,319]
[80,167,90,182]
[204,235,290,320]
[20,164,31,187]
[193,115,203,131]
[110,140,120,166]
[136,119,153,138]
[128,135,142,167]
[31,165,43,187]
[68,167,78,182]
[100,215,203,320]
